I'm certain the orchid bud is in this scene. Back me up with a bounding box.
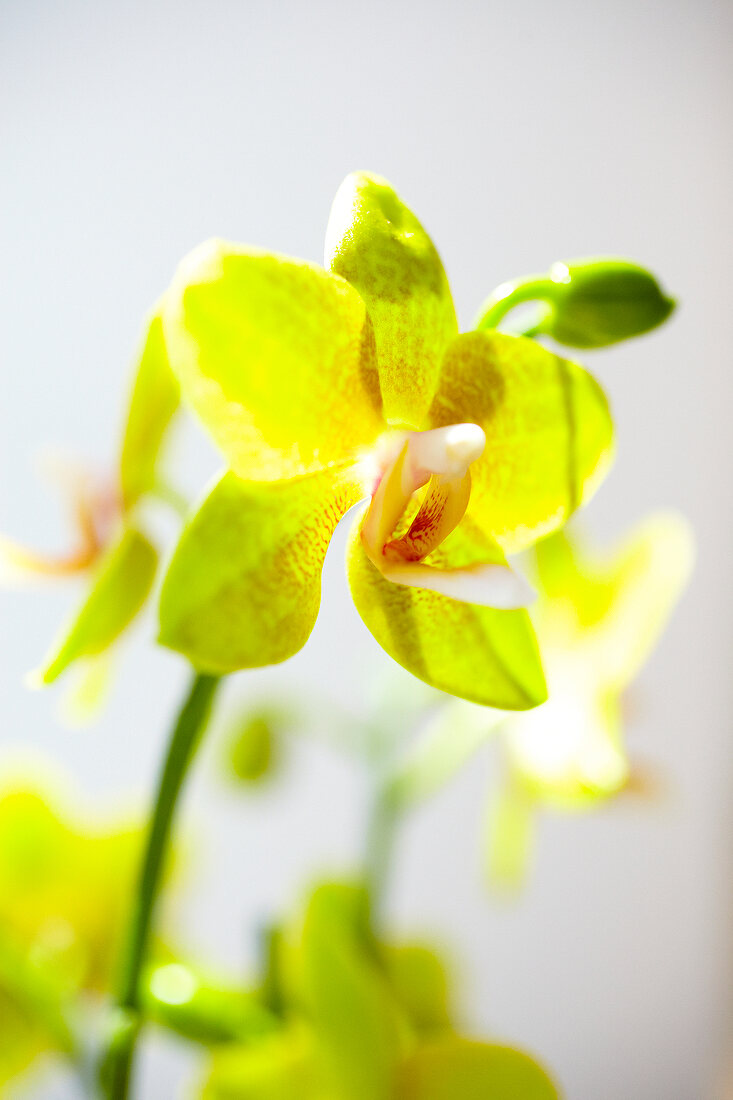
[226,710,278,784]
[539,258,675,348]
[476,257,675,349]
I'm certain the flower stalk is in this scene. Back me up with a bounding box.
[101,671,220,1099]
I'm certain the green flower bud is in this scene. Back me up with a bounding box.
[143,962,277,1044]
[475,257,675,349]
[226,710,277,784]
[540,258,676,348]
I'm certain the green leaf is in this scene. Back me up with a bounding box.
[35,527,157,684]
[298,883,410,1099]
[325,171,458,428]
[158,466,363,673]
[396,1037,560,1099]
[120,309,180,509]
[348,515,547,710]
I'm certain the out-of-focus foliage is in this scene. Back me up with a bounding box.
[0,779,142,991]
[156,171,613,708]
[202,881,560,1099]
[221,704,296,785]
[0,766,147,1085]
[0,934,74,1087]
[488,513,693,882]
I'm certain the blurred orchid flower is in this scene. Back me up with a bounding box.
[488,513,694,884]
[201,881,559,1100]
[0,763,149,1086]
[1,312,179,692]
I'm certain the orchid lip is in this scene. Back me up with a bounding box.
[361,423,534,610]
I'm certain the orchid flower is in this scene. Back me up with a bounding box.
[0,769,146,993]
[0,764,150,1086]
[157,172,613,709]
[488,513,694,884]
[1,314,180,691]
[202,881,559,1100]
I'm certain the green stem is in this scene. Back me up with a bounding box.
[150,478,189,519]
[101,671,220,1099]
[363,779,399,936]
[474,275,555,332]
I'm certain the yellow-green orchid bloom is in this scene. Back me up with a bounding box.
[0,766,145,994]
[0,762,149,1085]
[0,458,120,583]
[1,313,180,692]
[487,512,693,883]
[201,882,559,1100]
[506,513,694,804]
[157,172,613,708]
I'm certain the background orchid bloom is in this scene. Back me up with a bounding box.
[487,513,694,884]
[157,171,613,709]
[0,311,180,696]
[201,881,559,1100]
[0,765,148,1087]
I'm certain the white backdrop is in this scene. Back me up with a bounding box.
[1,1,732,1097]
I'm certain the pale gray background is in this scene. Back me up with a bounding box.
[1,1,732,1097]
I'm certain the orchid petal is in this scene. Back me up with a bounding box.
[596,513,694,688]
[158,465,364,673]
[326,172,458,428]
[119,306,180,510]
[535,513,694,689]
[33,527,157,686]
[347,514,547,710]
[297,884,409,1099]
[162,241,384,480]
[428,331,614,553]
[396,1037,559,1099]
[505,684,627,808]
